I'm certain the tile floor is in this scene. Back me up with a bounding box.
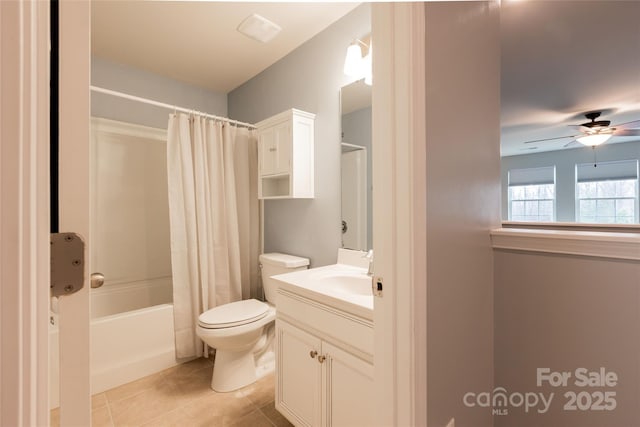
[50,358,293,427]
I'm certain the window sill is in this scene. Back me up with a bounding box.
[491,227,640,261]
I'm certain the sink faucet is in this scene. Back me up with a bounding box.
[363,249,374,276]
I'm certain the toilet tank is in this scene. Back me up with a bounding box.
[260,253,309,304]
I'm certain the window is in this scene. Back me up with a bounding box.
[576,160,639,224]
[508,166,555,222]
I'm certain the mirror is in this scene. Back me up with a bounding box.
[500,1,640,224]
[340,79,372,250]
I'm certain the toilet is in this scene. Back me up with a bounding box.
[196,252,309,392]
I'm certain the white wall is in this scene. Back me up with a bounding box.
[228,5,371,267]
[501,141,640,221]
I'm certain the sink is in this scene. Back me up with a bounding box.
[271,259,374,318]
[309,271,371,296]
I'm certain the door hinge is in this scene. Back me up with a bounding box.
[50,232,85,297]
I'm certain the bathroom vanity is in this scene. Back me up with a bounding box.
[272,259,374,427]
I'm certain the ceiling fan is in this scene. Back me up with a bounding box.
[523,111,640,148]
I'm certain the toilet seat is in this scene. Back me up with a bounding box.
[198,299,269,329]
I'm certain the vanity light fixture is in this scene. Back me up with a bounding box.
[237,13,282,43]
[576,132,613,147]
[344,39,372,84]
[344,40,366,77]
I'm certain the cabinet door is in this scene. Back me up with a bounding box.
[273,121,291,175]
[259,127,277,175]
[259,122,290,176]
[276,320,322,427]
[322,342,375,427]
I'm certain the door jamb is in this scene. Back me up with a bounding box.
[372,3,427,426]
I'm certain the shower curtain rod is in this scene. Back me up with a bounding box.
[90,85,257,129]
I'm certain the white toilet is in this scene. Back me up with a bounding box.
[196,252,309,392]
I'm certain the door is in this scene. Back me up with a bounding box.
[55,1,92,425]
[276,320,322,427]
[322,342,375,427]
[259,121,291,176]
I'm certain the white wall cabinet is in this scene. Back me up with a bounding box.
[275,291,375,427]
[256,109,315,199]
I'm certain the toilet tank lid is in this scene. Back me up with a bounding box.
[259,253,309,268]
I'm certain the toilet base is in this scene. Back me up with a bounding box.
[211,349,256,392]
[210,348,275,392]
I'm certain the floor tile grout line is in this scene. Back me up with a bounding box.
[257,406,279,427]
[105,398,115,427]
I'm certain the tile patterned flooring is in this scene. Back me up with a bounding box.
[50,358,293,427]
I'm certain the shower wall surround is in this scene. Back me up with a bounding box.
[229,4,372,267]
[90,118,173,317]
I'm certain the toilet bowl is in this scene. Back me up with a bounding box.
[196,253,309,392]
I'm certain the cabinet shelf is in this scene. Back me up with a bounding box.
[257,109,315,199]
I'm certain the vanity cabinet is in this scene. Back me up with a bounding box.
[275,290,375,427]
[256,109,315,199]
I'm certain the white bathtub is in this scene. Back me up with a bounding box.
[49,301,178,409]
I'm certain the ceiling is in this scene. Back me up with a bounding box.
[92,2,359,93]
[501,0,640,156]
[93,1,639,157]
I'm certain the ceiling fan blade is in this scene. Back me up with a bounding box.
[613,119,640,129]
[568,125,591,132]
[613,129,640,137]
[563,140,578,148]
[523,135,580,144]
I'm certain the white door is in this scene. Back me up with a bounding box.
[372,3,427,426]
[259,121,290,176]
[276,320,322,427]
[323,342,375,427]
[56,1,92,425]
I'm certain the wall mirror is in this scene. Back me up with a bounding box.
[340,79,372,250]
[500,1,640,225]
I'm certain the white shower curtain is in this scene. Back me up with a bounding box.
[167,113,259,358]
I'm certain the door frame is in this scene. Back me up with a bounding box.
[0,2,427,425]
[372,3,427,426]
[0,1,51,425]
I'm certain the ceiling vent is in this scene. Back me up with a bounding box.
[237,14,282,43]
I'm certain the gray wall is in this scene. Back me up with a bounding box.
[228,5,371,267]
[494,250,640,427]
[341,106,372,248]
[91,56,227,129]
[501,141,640,221]
[425,3,500,427]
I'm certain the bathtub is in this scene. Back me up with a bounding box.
[49,280,178,409]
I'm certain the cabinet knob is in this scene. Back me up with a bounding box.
[309,350,317,359]
[317,355,326,363]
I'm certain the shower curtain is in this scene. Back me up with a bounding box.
[167,113,259,358]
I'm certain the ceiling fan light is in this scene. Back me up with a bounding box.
[576,133,612,146]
